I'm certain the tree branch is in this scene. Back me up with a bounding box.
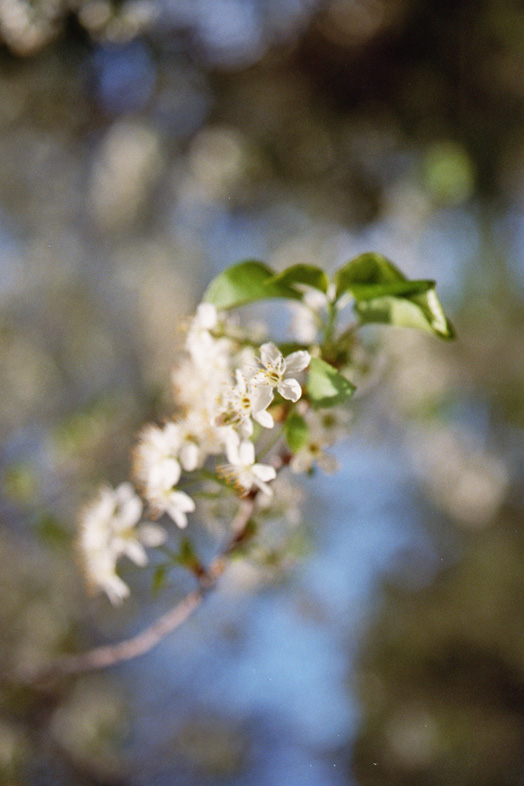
[14,496,257,687]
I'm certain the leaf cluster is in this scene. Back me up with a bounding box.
[203,253,454,417]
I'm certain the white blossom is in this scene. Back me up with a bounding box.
[214,369,274,437]
[169,411,220,471]
[253,342,310,403]
[185,302,232,377]
[218,437,276,496]
[133,422,181,492]
[290,433,338,474]
[146,479,196,529]
[78,482,167,604]
[290,283,350,343]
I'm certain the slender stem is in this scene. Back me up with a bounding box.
[256,425,284,461]
[14,497,257,686]
[321,301,337,350]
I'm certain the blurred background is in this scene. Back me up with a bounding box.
[1,0,524,783]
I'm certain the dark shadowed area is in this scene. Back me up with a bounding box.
[1,1,524,783]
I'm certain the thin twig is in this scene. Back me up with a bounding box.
[14,497,256,687]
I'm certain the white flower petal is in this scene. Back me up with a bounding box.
[238,440,255,466]
[172,490,196,512]
[196,302,218,330]
[150,458,181,490]
[254,479,273,496]
[252,463,277,482]
[115,495,143,531]
[284,350,311,374]
[254,409,275,429]
[115,482,136,504]
[168,507,188,528]
[239,418,254,437]
[235,369,247,393]
[250,382,274,412]
[163,421,182,451]
[180,442,199,472]
[289,452,309,473]
[278,378,302,402]
[260,342,281,367]
[225,440,240,464]
[237,469,254,492]
[138,522,168,547]
[123,539,148,567]
[104,574,130,605]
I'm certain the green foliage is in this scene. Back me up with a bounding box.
[307,357,356,408]
[204,254,454,339]
[203,260,301,310]
[204,255,454,339]
[354,290,455,338]
[335,252,454,339]
[284,412,310,452]
[36,514,71,548]
[152,565,168,594]
[269,264,329,293]
[176,538,199,569]
[335,252,405,296]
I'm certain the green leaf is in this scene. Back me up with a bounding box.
[306,357,356,408]
[284,412,310,452]
[203,260,302,310]
[176,537,198,568]
[36,514,71,548]
[355,290,455,339]
[277,341,311,356]
[349,279,434,300]
[335,252,455,340]
[152,565,168,594]
[335,252,405,297]
[269,264,329,293]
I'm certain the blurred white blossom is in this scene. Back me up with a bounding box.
[78,482,166,604]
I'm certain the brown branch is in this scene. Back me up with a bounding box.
[14,497,257,687]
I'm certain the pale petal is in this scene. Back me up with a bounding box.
[289,451,311,473]
[115,495,143,530]
[253,478,273,496]
[171,490,196,512]
[260,341,281,367]
[326,282,337,302]
[303,288,328,311]
[252,463,277,482]
[239,418,254,438]
[238,440,255,466]
[104,574,130,605]
[236,470,253,493]
[278,378,302,402]
[138,522,168,547]
[94,487,118,521]
[123,539,148,566]
[149,458,181,490]
[250,382,274,412]
[168,506,188,528]
[196,302,217,330]
[284,350,311,374]
[254,409,274,429]
[235,369,246,393]
[225,438,241,465]
[163,421,182,451]
[180,442,199,472]
[115,482,136,504]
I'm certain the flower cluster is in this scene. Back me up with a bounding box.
[76,255,453,605]
[78,302,318,602]
[78,482,166,605]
